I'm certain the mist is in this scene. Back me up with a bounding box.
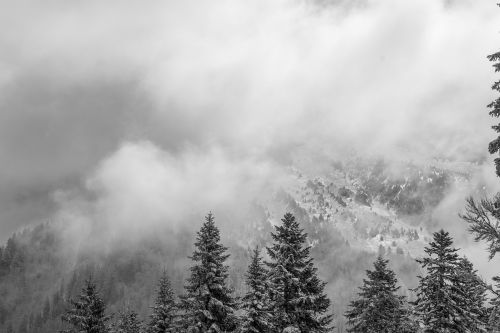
[0,0,498,250]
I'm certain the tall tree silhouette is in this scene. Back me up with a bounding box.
[487,26,500,176]
[180,213,237,332]
[266,213,332,332]
[413,230,483,332]
[455,257,488,332]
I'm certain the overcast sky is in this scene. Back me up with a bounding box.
[0,0,498,241]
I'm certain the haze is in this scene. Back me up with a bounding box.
[0,0,498,243]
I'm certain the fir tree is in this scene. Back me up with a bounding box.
[487,15,500,176]
[180,212,237,332]
[240,247,272,333]
[61,277,110,333]
[112,308,143,333]
[489,276,500,332]
[147,271,178,333]
[413,230,473,333]
[455,257,488,332]
[344,255,413,333]
[461,198,500,331]
[461,196,500,260]
[266,212,332,333]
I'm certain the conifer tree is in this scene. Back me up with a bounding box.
[344,256,413,333]
[61,277,110,333]
[455,257,488,332]
[112,308,143,333]
[413,230,474,332]
[266,212,332,333]
[487,24,500,176]
[240,247,272,333]
[180,212,237,332]
[461,196,500,260]
[489,276,500,332]
[147,271,178,333]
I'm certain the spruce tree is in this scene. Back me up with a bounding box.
[461,196,500,260]
[61,277,110,333]
[180,212,237,332]
[487,24,500,176]
[147,271,177,333]
[112,308,143,333]
[489,276,500,332]
[455,257,488,332]
[266,212,332,333]
[413,230,472,332]
[240,247,272,333]
[344,255,413,333]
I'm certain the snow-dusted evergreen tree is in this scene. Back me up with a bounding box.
[147,271,178,333]
[180,212,237,332]
[240,247,272,333]
[461,196,500,332]
[487,16,500,176]
[344,255,414,333]
[455,257,488,332]
[266,212,332,333]
[413,230,473,332]
[461,196,500,261]
[489,276,500,332]
[112,308,143,333]
[61,277,111,333]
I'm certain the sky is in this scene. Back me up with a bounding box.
[0,0,499,243]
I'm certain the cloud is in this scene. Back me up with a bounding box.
[52,141,278,243]
[0,0,499,240]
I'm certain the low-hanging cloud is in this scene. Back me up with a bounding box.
[0,0,499,239]
[52,141,278,244]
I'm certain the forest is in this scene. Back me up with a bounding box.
[1,1,500,333]
[0,202,499,333]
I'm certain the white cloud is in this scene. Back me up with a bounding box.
[53,141,278,240]
[0,0,499,238]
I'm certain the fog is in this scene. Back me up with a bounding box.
[0,0,499,253]
[51,141,279,242]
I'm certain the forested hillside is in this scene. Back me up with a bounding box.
[0,158,494,332]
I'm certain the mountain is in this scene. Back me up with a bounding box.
[0,156,488,332]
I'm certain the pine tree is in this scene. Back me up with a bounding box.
[147,271,178,333]
[266,212,332,333]
[413,230,472,333]
[112,308,143,333]
[344,255,413,333]
[240,247,272,333]
[61,277,110,333]
[180,212,237,332]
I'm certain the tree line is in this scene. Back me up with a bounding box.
[59,210,500,333]
[60,212,332,333]
[57,8,500,331]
